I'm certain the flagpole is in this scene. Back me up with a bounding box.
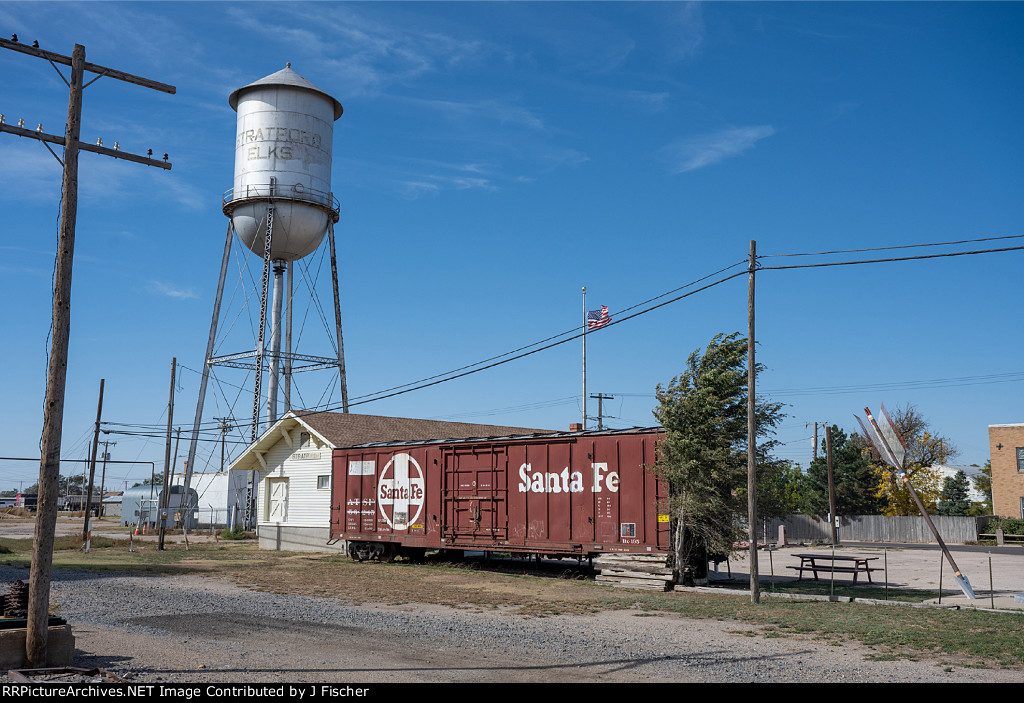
[582,286,587,430]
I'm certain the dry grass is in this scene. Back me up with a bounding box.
[0,537,1021,669]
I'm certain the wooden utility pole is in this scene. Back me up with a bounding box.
[589,393,615,431]
[806,421,820,460]
[747,240,759,604]
[97,439,116,518]
[159,359,176,551]
[214,417,233,472]
[826,424,838,545]
[0,37,174,668]
[25,42,84,671]
[82,379,104,539]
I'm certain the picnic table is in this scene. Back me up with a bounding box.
[787,553,880,584]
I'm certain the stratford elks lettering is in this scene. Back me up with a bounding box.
[236,127,324,148]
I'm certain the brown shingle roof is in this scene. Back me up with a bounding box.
[297,412,554,449]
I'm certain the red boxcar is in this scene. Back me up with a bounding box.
[331,427,669,561]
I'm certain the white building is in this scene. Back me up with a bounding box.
[228,411,551,553]
[934,464,988,503]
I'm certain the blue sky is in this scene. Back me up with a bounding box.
[1,2,1021,493]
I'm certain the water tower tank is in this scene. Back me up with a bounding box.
[224,64,343,261]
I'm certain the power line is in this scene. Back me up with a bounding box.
[156,234,1024,434]
[341,269,747,410]
[334,239,1022,410]
[169,256,748,422]
[757,245,1024,271]
[760,233,1024,259]
[342,259,748,404]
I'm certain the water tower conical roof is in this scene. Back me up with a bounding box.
[228,64,343,120]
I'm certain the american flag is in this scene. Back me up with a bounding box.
[587,305,610,330]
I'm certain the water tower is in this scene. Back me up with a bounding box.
[183,64,349,518]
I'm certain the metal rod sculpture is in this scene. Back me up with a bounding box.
[855,404,976,599]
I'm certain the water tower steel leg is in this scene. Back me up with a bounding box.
[328,221,349,412]
[183,222,234,514]
[284,260,293,414]
[252,207,274,442]
[266,260,285,428]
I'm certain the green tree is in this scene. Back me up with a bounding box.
[131,475,163,488]
[801,426,883,516]
[652,332,786,585]
[755,459,804,520]
[58,474,85,494]
[870,404,954,516]
[968,461,993,515]
[937,470,972,516]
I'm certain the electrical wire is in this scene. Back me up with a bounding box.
[100,233,1023,452]
[760,233,1024,259]
[757,245,1024,271]
[340,268,749,410]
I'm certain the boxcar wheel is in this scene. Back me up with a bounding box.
[349,542,372,562]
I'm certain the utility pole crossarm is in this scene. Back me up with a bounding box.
[0,37,176,94]
[0,121,172,169]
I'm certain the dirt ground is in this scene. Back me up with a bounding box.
[44,572,1024,684]
[2,515,1023,684]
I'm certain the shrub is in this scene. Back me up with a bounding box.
[988,517,1024,535]
[219,526,249,540]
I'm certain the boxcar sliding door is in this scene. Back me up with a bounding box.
[442,447,508,547]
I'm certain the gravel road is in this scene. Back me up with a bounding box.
[2,564,1020,684]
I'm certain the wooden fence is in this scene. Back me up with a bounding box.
[766,514,994,545]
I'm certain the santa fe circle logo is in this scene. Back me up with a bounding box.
[377,453,425,531]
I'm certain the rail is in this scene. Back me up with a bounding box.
[978,533,1024,544]
[222,183,340,220]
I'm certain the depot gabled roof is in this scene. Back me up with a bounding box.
[228,64,344,120]
[228,411,554,474]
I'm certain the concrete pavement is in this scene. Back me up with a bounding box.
[713,542,1024,611]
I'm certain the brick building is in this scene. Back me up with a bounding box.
[988,423,1024,519]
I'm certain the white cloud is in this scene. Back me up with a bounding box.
[625,90,671,112]
[226,5,485,98]
[0,142,65,202]
[659,126,775,174]
[148,281,198,300]
[399,95,547,133]
[668,2,706,62]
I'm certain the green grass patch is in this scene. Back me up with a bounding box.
[710,577,938,603]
